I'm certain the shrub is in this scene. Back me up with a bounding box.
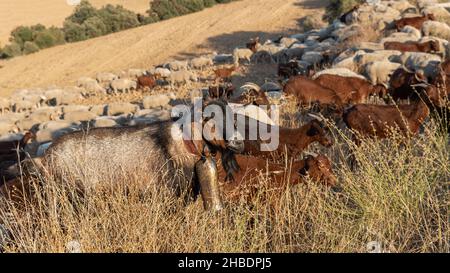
[0,42,22,58]
[97,4,140,33]
[83,16,107,38]
[323,0,364,23]
[34,30,58,49]
[10,26,33,47]
[66,0,99,24]
[22,41,40,55]
[63,21,87,42]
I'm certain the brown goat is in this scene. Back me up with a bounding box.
[388,68,428,101]
[394,13,435,31]
[137,74,158,90]
[242,119,333,160]
[314,74,387,104]
[283,75,343,108]
[246,37,260,53]
[343,98,430,144]
[214,65,238,82]
[384,40,440,54]
[215,153,337,202]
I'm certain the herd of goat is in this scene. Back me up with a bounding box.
[0,0,449,211]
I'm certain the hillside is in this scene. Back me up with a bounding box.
[0,0,151,45]
[0,0,327,97]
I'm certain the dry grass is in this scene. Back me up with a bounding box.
[0,106,448,253]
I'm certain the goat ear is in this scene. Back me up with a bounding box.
[306,125,319,137]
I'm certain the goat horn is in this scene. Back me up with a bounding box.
[307,113,324,121]
[411,83,430,88]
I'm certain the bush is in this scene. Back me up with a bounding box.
[97,4,140,34]
[83,16,107,38]
[63,21,87,42]
[10,26,33,47]
[148,0,233,20]
[66,0,98,24]
[34,30,58,49]
[323,0,364,23]
[0,42,22,58]
[22,41,40,55]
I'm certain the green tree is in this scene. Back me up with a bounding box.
[0,42,22,58]
[83,16,107,38]
[98,4,140,33]
[10,26,33,47]
[63,21,87,42]
[66,0,98,24]
[22,41,40,54]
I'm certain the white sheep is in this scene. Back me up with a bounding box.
[189,56,214,70]
[422,20,450,41]
[121,68,146,78]
[333,56,359,73]
[398,52,442,80]
[77,78,105,95]
[233,48,253,64]
[381,32,420,44]
[168,70,198,87]
[92,117,118,128]
[89,105,106,116]
[109,78,137,94]
[128,110,171,126]
[142,94,174,109]
[96,72,118,83]
[62,105,90,114]
[301,51,323,67]
[354,50,402,71]
[0,121,19,135]
[279,37,298,48]
[166,61,189,71]
[106,102,139,116]
[150,67,171,79]
[63,110,97,123]
[363,61,402,86]
[401,26,422,39]
[12,99,35,113]
[312,68,367,80]
[0,97,10,113]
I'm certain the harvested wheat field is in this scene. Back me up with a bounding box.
[0,0,449,254]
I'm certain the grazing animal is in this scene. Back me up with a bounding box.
[208,85,235,100]
[136,74,158,90]
[246,37,261,53]
[214,65,238,82]
[388,67,428,101]
[394,13,436,31]
[215,153,337,202]
[343,98,430,144]
[41,100,244,200]
[283,76,343,110]
[241,119,333,160]
[384,40,440,54]
[313,74,388,104]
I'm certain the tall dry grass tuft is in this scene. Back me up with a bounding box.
[0,108,448,253]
